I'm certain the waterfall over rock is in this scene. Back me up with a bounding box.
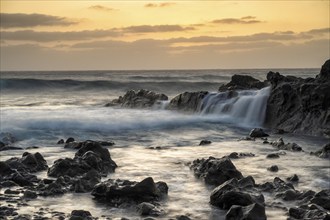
[199,87,271,126]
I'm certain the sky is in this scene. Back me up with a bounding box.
[0,0,329,70]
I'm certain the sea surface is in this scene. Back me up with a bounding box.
[0,69,329,219]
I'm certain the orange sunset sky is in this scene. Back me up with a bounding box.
[0,1,329,70]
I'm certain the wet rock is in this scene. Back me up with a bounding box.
[23,190,37,199]
[92,177,168,205]
[4,189,20,194]
[210,178,264,210]
[190,157,243,186]
[287,174,299,182]
[265,60,330,137]
[199,140,212,146]
[137,202,164,216]
[0,205,18,217]
[226,203,266,220]
[69,210,93,220]
[249,128,269,138]
[259,177,294,193]
[267,165,279,172]
[107,89,168,108]
[266,153,280,159]
[271,138,303,152]
[289,204,330,220]
[218,74,266,92]
[57,139,65,144]
[311,143,330,159]
[66,137,75,143]
[48,141,117,178]
[311,189,330,210]
[176,215,191,220]
[167,91,208,112]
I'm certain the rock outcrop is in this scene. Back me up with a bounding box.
[218,74,266,92]
[167,91,208,112]
[265,59,330,137]
[106,89,168,108]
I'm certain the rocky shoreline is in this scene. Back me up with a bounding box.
[1,126,329,219]
[1,60,329,219]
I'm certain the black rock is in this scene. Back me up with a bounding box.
[267,165,279,172]
[266,153,280,159]
[66,137,75,143]
[199,140,212,146]
[176,215,191,220]
[249,128,269,138]
[190,157,243,186]
[23,190,37,199]
[167,91,209,112]
[265,60,330,137]
[218,74,266,92]
[107,89,168,108]
[92,177,168,205]
[69,210,93,220]
[226,203,267,220]
[287,174,299,182]
[311,143,330,159]
[210,178,264,210]
[57,139,64,144]
[137,202,164,216]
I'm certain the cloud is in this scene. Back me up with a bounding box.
[212,17,262,24]
[0,13,77,28]
[305,27,330,34]
[120,25,195,33]
[88,5,114,11]
[2,38,328,70]
[1,29,121,42]
[145,2,175,8]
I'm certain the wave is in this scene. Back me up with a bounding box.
[0,78,221,95]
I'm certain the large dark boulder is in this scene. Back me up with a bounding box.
[265,60,330,137]
[167,91,208,112]
[210,178,265,210]
[92,177,168,206]
[48,141,117,178]
[249,128,269,138]
[106,89,168,108]
[218,74,266,92]
[190,157,243,186]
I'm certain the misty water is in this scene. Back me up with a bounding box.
[1,69,329,219]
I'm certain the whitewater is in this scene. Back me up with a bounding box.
[0,69,329,219]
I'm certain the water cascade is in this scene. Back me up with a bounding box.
[199,87,271,126]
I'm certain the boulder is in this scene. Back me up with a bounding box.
[92,177,168,205]
[311,143,330,159]
[69,210,93,220]
[249,128,269,138]
[265,60,330,137]
[218,74,266,92]
[190,157,243,186]
[57,139,64,144]
[267,165,279,172]
[48,141,117,178]
[106,89,168,108]
[226,203,266,220]
[167,91,208,112]
[210,178,264,209]
[199,140,212,146]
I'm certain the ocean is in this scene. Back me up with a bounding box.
[0,69,329,219]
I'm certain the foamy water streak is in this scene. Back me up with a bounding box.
[199,87,271,126]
